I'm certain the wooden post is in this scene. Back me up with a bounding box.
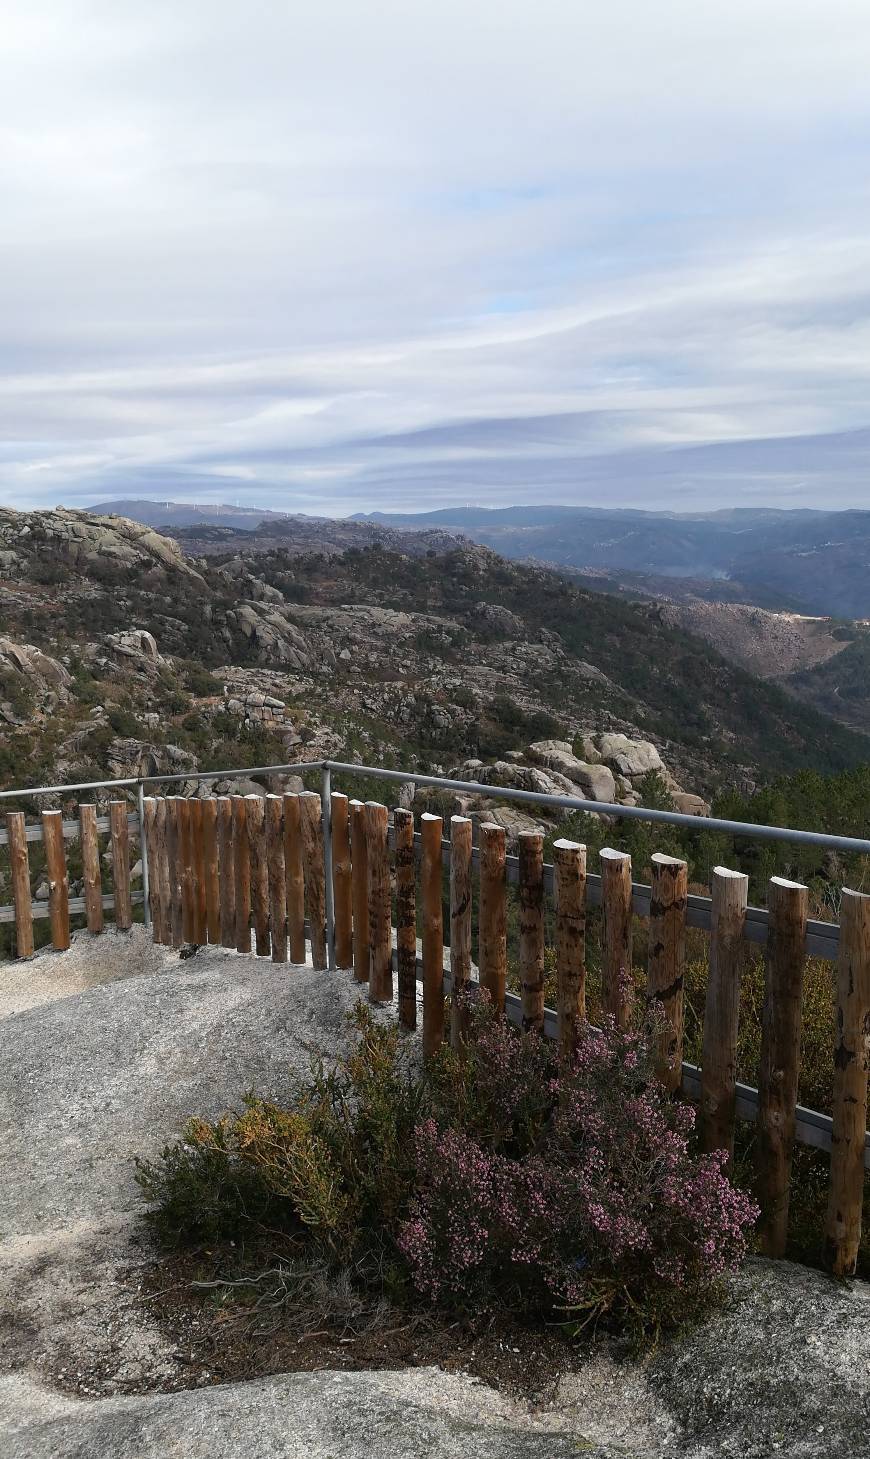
[246,794,270,956]
[824,888,870,1276]
[421,813,444,1056]
[350,799,370,983]
[265,794,287,962]
[217,797,236,949]
[232,794,251,954]
[7,811,34,958]
[553,838,586,1059]
[142,797,161,941]
[394,807,417,1029]
[366,801,392,1001]
[756,875,809,1257]
[701,867,748,1160]
[600,848,633,1028]
[331,793,353,970]
[154,797,171,946]
[167,799,184,945]
[647,852,688,1092]
[179,797,196,943]
[41,810,70,951]
[166,798,184,948]
[450,815,473,1047]
[77,803,104,938]
[300,791,327,970]
[109,800,132,931]
[283,793,306,964]
[479,823,506,1013]
[189,798,208,945]
[201,798,220,944]
[518,830,545,1034]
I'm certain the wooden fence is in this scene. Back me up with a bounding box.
[3,788,869,1277]
[1,803,142,951]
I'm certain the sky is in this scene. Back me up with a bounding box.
[3,0,870,516]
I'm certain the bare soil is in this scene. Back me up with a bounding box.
[128,1244,587,1405]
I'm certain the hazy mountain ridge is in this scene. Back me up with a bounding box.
[85,498,870,733]
[355,505,870,619]
[1,509,867,821]
[92,500,466,559]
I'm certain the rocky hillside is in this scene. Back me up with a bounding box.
[1,509,867,833]
[92,499,467,558]
[656,599,870,733]
[358,505,870,619]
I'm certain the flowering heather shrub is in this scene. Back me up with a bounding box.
[139,1000,757,1337]
[402,1009,758,1332]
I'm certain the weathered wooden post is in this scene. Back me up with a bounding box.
[179,797,196,943]
[245,794,270,956]
[166,797,184,948]
[350,799,370,983]
[216,796,236,949]
[331,792,353,969]
[756,875,809,1257]
[600,847,633,1027]
[824,887,870,1276]
[479,823,506,1013]
[394,807,417,1029]
[647,852,688,1091]
[109,800,132,932]
[189,798,208,944]
[553,838,586,1059]
[283,793,306,964]
[421,812,444,1055]
[7,811,34,958]
[41,809,70,951]
[142,797,162,941]
[172,798,186,940]
[154,796,172,946]
[518,830,545,1034]
[450,815,473,1047]
[201,798,220,944]
[299,791,327,970]
[78,802,104,938]
[265,794,287,962]
[701,867,748,1160]
[366,801,392,1001]
[232,794,251,954]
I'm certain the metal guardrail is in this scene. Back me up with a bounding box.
[0,812,139,847]
[0,891,145,927]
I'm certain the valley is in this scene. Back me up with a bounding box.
[2,508,868,835]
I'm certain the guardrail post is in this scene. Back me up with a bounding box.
[322,762,336,970]
[137,780,151,931]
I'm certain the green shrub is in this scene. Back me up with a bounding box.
[137,1000,757,1338]
[180,660,223,697]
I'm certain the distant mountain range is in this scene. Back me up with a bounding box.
[6,506,870,810]
[92,499,870,620]
[93,499,291,531]
[354,506,870,619]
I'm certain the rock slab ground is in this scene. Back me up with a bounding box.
[1,928,869,1458]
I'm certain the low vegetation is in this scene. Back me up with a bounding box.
[137,999,757,1345]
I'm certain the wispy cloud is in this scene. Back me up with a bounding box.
[2,1,870,511]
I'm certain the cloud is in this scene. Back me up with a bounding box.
[2,0,870,512]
